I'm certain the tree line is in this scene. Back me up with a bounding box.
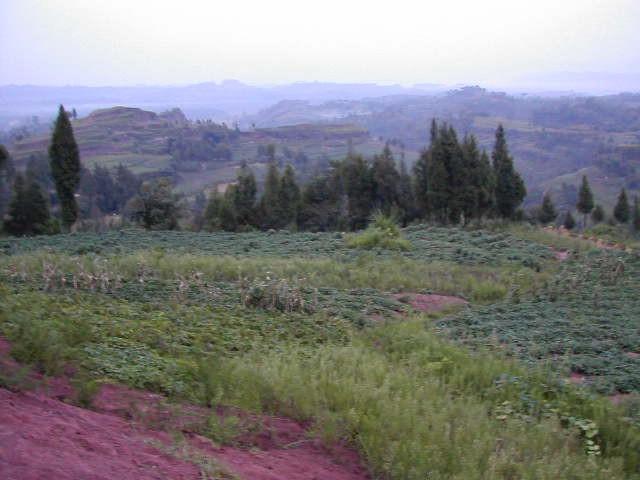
[535,175,640,232]
[1,106,638,236]
[202,121,526,231]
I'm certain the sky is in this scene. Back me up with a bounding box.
[1,0,639,87]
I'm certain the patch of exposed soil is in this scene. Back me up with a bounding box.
[552,249,570,261]
[0,337,369,480]
[393,293,468,313]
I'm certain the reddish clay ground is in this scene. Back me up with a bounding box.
[0,337,370,480]
[393,293,468,313]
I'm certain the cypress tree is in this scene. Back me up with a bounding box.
[492,125,526,219]
[537,193,557,224]
[49,105,81,228]
[563,211,576,230]
[632,196,640,232]
[278,164,301,227]
[613,188,630,223]
[576,175,594,229]
[591,204,605,224]
[426,125,451,222]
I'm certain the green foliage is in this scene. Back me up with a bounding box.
[2,223,640,478]
[49,105,81,228]
[537,193,558,224]
[564,210,576,230]
[440,251,640,395]
[493,124,526,219]
[577,175,595,216]
[346,213,411,251]
[614,188,630,223]
[592,204,605,223]
[633,196,640,232]
[3,174,51,236]
[127,178,181,230]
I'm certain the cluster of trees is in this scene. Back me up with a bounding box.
[203,121,526,232]
[1,105,146,235]
[2,106,81,235]
[535,176,640,232]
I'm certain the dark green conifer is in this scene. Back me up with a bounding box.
[49,105,81,228]
[537,193,557,224]
[492,125,525,219]
[232,163,257,227]
[576,175,594,228]
[371,145,399,214]
[632,196,640,232]
[613,188,630,223]
[278,164,301,227]
[563,211,576,230]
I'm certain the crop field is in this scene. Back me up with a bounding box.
[1,225,640,479]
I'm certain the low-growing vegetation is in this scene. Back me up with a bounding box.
[1,225,639,479]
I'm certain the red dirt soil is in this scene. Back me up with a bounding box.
[393,293,468,313]
[0,337,370,480]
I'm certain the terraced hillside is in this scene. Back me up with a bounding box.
[8,106,387,193]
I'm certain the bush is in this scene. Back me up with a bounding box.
[346,213,411,251]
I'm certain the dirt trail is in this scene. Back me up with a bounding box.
[393,293,468,313]
[0,337,369,480]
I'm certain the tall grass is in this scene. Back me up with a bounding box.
[198,319,636,479]
[0,251,551,303]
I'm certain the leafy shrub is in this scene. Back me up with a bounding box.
[346,213,411,251]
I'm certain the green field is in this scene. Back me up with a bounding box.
[1,225,640,479]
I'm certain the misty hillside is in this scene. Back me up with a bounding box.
[6,106,389,193]
[246,87,640,208]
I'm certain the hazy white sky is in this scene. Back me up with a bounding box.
[1,0,639,86]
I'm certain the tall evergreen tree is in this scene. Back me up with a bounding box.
[613,188,630,223]
[576,175,594,229]
[492,125,525,218]
[537,193,557,224]
[232,163,257,228]
[371,144,399,214]
[632,196,640,232]
[341,153,374,230]
[278,164,301,227]
[49,105,81,228]
[425,125,451,222]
